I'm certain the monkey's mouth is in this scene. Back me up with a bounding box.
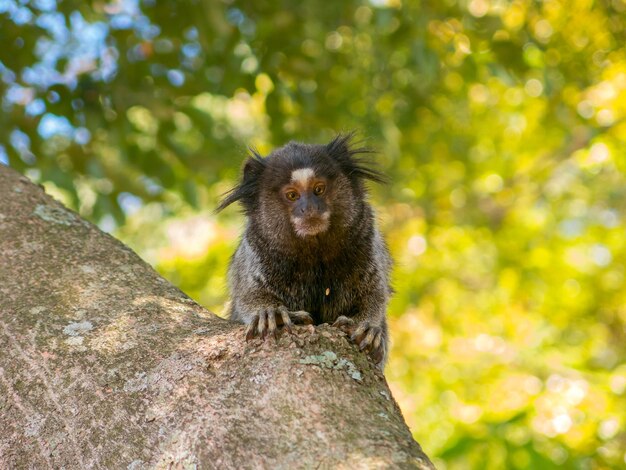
[291,213,330,237]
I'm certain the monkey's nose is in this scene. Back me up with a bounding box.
[300,205,320,217]
[298,198,315,215]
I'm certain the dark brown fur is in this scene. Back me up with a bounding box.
[217,134,392,367]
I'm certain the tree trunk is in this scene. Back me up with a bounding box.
[0,164,434,469]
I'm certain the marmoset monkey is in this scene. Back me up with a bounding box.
[217,133,392,367]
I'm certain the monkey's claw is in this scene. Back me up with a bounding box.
[332,316,386,366]
[245,307,313,341]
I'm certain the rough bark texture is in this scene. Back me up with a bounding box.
[0,164,434,469]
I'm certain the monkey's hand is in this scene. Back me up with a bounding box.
[245,306,313,341]
[333,316,387,366]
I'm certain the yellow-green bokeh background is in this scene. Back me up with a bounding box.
[2,1,625,468]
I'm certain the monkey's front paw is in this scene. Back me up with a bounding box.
[332,316,387,366]
[332,315,357,335]
[245,307,313,341]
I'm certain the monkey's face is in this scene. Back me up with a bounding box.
[281,167,331,237]
[217,134,386,247]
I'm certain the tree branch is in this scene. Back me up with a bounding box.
[0,164,434,469]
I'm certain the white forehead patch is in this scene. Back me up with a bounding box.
[291,168,315,185]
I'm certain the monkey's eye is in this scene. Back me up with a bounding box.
[285,190,300,201]
[313,183,326,196]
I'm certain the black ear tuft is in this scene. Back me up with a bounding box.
[216,148,266,212]
[326,132,388,185]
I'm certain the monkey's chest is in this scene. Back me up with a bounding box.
[274,266,359,324]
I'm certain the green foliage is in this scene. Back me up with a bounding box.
[2,0,625,467]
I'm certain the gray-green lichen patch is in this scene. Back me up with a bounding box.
[127,460,145,470]
[65,336,84,346]
[24,414,44,437]
[80,264,96,274]
[123,372,149,393]
[33,204,78,226]
[62,320,92,350]
[299,350,363,381]
[63,320,93,336]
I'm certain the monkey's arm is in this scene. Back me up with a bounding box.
[333,235,392,367]
[228,239,313,339]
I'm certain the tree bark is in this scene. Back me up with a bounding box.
[0,164,434,469]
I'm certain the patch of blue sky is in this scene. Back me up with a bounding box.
[95,47,118,82]
[10,129,31,151]
[34,37,64,68]
[98,214,117,233]
[24,11,110,89]
[38,113,74,139]
[33,0,57,12]
[12,6,33,25]
[26,98,46,116]
[68,12,109,59]
[0,0,13,14]
[6,84,34,105]
[167,69,185,87]
[109,13,133,29]
[107,0,159,39]
[2,0,159,99]
[0,1,34,25]
[118,192,143,216]
[74,127,91,145]
[0,61,17,84]
[36,11,69,42]
[0,145,8,165]
[184,26,198,41]
[10,129,36,164]
[22,63,63,88]
[182,43,201,59]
